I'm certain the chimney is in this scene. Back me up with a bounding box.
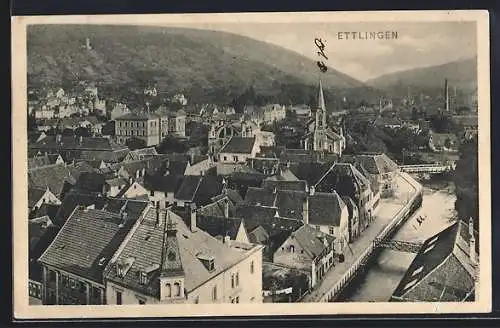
[224,198,229,218]
[190,203,197,232]
[302,195,309,224]
[309,185,315,196]
[444,78,449,111]
[79,135,83,145]
[469,217,477,264]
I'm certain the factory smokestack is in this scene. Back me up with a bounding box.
[444,78,449,111]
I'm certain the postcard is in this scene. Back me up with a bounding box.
[11,10,491,319]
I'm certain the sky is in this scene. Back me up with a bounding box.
[156,21,477,82]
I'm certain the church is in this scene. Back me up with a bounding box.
[301,80,346,157]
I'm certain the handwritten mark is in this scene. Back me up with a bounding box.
[314,38,328,73]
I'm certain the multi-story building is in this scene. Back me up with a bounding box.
[115,112,165,147]
[104,206,264,304]
[37,200,150,305]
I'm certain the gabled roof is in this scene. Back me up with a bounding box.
[29,135,128,152]
[124,147,159,161]
[104,208,256,297]
[144,174,185,193]
[343,153,399,175]
[262,179,308,192]
[248,225,270,244]
[234,204,303,237]
[288,162,331,186]
[28,187,48,208]
[28,164,78,198]
[174,176,224,207]
[39,202,148,283]
[29,203,60,222]
[53,192,148,227]
[391,221,477,302]
[195,215,245,240]
[286,224,335,259]
[219,136,256,154]
[308,191,346,226]
[244,187,276,207]
[275,190,306,221]
[315,163,371,198]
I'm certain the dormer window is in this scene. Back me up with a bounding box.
[139,271,148,285]
[196,253,215,272]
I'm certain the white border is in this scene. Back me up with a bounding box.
[11,10,491,319]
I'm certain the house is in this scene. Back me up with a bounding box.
[29,203,60,222]
[290,104,312,117]
[315,162,376,231]
[188,210,250,244]
[341,196,360,241]
[28,135,130,163]
[28,154,65,169]
[37,200,150,304]
[196,192,241,218]
[273,224,335,288]
[143,174,185,209]
[114,112,164,147]
[391,219,478,302]
[28,164,79,200]
[123,147,158,162]
[110,103,130,120]
[184,155,215,176]
[301,80,346,156]
[103,206,264,304]
[29,216,59,302]
[174,175,225,208]
[218,136,259,164]
[429,132,460,152]
[373,115,403,129]
[261,179,308,192]
[34,105,56,119]
[342,153,399,199]
[103,177,129,197]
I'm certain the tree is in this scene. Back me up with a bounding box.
[453,137,478,228]
[157,136,188,154]
[126,137,147,150]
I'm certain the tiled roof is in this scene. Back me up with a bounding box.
[391,221,477,301]
[288,224,335,259]
[174,176,224,207]
[124,147,159,161]
[104,208,255,297]
[115,112,159,121]
[143,173,184,193]
[53,192,148,227]
[106,177,129,188]
[28,164,77,198]
[244,187,276,207]
[343,153,399,175]
[234,204,303,237]
[308,191,346,226]
[114,158,166,177]
[72,171,107,193]
[29,203,60,221]
[216,163,261,176]
[248,225,270,244]
[262,179,308,192]
[39,202,148,283]
[219,136,256,154]
[288,162,331,186]
[165,160,189,176]
[28,155,52,169]
[194,215,244,240]
[28,187,48,208]
[29,135,128,152]
[315,163,371,198]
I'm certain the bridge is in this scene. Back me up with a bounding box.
[373,238,423,253]
[399,164,455,174]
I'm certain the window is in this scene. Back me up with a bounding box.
[212,285,218,301]
[224,156,227,161]
[116,291,122,305]
[329,227,335,235]
[165,283,172,297]
[174,282,181,296]
[233,156,238,162]
[250,261,254,274]
[138,299,146,305]
[289,245,295,253]
[150,190,154,196]
[236,272,239,287]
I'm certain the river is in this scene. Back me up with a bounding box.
[342,177,457,302]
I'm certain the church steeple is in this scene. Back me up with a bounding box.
[318,79,327,127]
[159,210,185,301]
